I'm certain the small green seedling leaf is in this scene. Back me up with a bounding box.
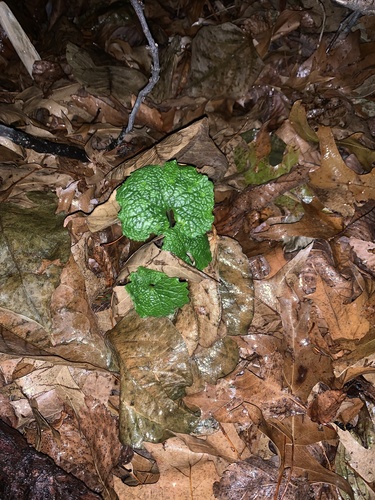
[116,160,214,269]
[125,266,189,317]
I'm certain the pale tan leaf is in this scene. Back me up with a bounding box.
[114,437,220,500]
[86,190,121,233]
[335,426,375,483]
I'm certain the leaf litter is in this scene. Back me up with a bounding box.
[0,0,375,499]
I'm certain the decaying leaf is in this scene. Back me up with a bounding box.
[335,425,375,484]
[106,118,228,183]
[187,23,262,99]
[66,42,148,105]
[213,456,315,500]
[0,191,70,330]
[107,310,199,448]
[77,397,122,499]
[244,405,354,499]
[114,436,221,499]
[310,127,375,217]
[310,274,370,341]
[217,237,254,335]
[194,338,239,385]
[0,419,102,500]
[1,1,375,496]
[307,389,347,425]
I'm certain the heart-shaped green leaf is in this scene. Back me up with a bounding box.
[116,160,214,270]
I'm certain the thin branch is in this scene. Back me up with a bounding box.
[108,0,160,150]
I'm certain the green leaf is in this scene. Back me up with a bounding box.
[125,267,189,317]
[163,228,212,270]
[116,160,214,267]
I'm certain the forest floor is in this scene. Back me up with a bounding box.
[0,1,374,499]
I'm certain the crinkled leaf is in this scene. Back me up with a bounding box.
[116,160,214,266]
[106,310,199,448]
[125,267,189,317]
[117,165,167,241]
[163,228,211,270]
[0,191,70,330]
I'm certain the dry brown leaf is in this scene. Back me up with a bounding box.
[66,42,148,105]
[1,2,375,497]
[269,413,337,446]
[310,126,375,215]
[254,244,313,312]
[25,404,110,493]
[78,397,122,500]
[349,237,375,274]
[106,118,228,183]
[174,301,200,356]
[3,361,121,497]
[252,201,343,241]
[50,255,112,367]
[332,330,375,381]
[307,389,346,425]
[184,379,235,421]
[310,274,370,341]
[244,405,353,499]
[116,242,205,283]
[213,456,315,499]
[114,436,221,500]
[335,425,375,484]
[280,299,335,402]
[86,190,121,233]
[190,278,222,348]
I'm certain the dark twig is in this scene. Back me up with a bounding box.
[0,123,88,161]
[107,0,160,150]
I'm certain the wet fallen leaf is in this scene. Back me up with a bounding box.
[114,436,220,499]
[1,1,375,496]
[187,22,262,99]
[66,42,148,105]
[0,191,70,330]
[217,237,254,336]
[107,310,199,448]
[213,456,315,500]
